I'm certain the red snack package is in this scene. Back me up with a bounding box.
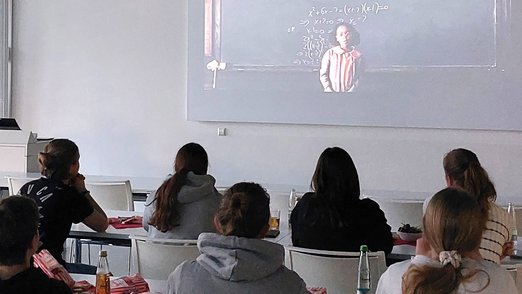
[33,249,76,288]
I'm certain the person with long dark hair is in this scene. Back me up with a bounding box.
[167,182,307,293]
[290,147,393,253]
[19,139,108,274]
[143,142,222,239]
[377,188,516,293]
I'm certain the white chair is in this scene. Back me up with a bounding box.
[6,176,38,195]
[85,180,134,211]
[285,246,387,294]
[370,198,424,231]
[75,180,133,265]
[129,235,200,280]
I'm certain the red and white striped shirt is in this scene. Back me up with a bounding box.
[319,46,362,93]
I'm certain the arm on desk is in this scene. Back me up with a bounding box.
[82,191,109,232]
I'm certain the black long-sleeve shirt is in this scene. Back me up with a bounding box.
[290,192,394,254]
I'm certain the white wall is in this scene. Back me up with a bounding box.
[11,0,522,200]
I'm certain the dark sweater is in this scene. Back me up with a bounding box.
[290,192,394,253]
[0,267,72,294]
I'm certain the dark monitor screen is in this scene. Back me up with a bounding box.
[0,118,21,130]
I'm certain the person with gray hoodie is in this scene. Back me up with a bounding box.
[167,182,308,294]
[143,143,222,239]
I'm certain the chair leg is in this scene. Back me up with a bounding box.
[75,238,82,264]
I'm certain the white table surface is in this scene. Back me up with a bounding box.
[70,210,147,244]
[70,209,290,245]
[70,273,166,294]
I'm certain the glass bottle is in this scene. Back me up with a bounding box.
[96,250,111,294]
[508,203,518,255]
[357,245,370,294]
[288,189,298,227]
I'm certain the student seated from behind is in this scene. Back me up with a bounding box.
[0,196,72,294]
[19,139,108,274]
[423,148,513,264]
[291,147,393,253]
[143,142,222,239]
[167,182,308,294]
[376,188,516,294]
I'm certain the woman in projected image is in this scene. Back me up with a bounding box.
[319,22,363,93]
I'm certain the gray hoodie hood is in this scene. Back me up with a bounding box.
[196,233,285,282]
[177,172,216,204]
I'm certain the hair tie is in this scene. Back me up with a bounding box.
[439,250,461,268]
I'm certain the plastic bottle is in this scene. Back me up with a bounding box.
[508,203,518,254]
[357,245,370,294]
[96,250,111,294]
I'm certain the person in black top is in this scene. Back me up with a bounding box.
[290,147,393,253]
[19,139,108,273]
[0,196,72,294]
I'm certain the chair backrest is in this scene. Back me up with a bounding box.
[85,180,134,211]
[370,198,424,231]
[285,246,387,294]
[6,177,38,195]
[129,235,200,280]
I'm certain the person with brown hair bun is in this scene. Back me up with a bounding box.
[166,182,308,294]
[18,139,108,274]
[377,188,516,294]
[143,142,222,239]
[290,147,393,253]
[424,148,512,264]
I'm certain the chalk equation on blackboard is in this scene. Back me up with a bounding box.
[289,2,390,66]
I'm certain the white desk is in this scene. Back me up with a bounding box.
[70,273,166,294]
[70,209,291,262]
[70,210,146,263]
[71,210,290,244]
[70,210,146,244]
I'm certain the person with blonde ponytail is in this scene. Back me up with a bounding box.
[377,188,516,294]
[143,142,222,239]
[167,182,308,294]
[423,148,512,264]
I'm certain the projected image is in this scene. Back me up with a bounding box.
[201,0,496,92]
[319,23,363,93]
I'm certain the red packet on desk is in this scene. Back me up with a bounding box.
[307,287,327,294]
[72,280,95,294]
[33,249,75,288]
[109,216,143,229]
[111,274,150,293]
[393,238,417,246]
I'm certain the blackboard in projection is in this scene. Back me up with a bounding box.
[219,0,496,69]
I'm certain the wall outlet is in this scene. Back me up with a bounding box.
[217,128,227,136]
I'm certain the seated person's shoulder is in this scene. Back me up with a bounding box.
[0,268,72,294]
[359,197,381,208]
